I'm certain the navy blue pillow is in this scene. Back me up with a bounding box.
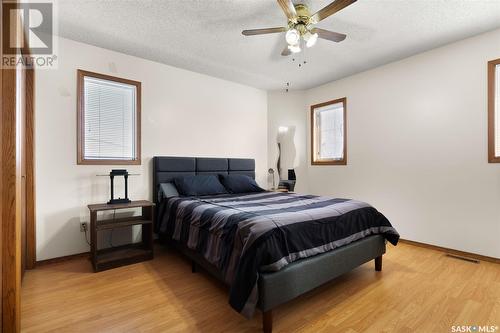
[219,174,264,193]
[158,182,179,201]
[174,175,228,196]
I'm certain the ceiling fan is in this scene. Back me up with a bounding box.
[242,0,356,56]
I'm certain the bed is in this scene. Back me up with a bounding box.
[153,156,399,332]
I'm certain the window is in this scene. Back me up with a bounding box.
[489,58,500,163]
[77,70,141,165]
[311,97,347,165]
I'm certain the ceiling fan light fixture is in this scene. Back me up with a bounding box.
[306,32,318,48]
[241,1,354,57]
[285,28,300,45]
[288,43,301,53]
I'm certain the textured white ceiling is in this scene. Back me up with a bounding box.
[57,0,500,90]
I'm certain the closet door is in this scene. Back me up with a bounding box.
[20,66,27,278]
[1,0,36,328]
[1,58,23,333]
[25,68,35,271]
[0,28,3,333]
[1,0,25,329]
[19,65,35,275]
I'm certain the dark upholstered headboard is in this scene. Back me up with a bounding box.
[152,156,255,204]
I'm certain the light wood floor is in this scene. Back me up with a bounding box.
[22,243,499,333]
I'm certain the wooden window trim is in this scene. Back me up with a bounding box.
[488,58,500,163]
[77,69,141,165]
[310,97,347,166]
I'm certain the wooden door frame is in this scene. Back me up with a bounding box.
[1,38,22,333]
[25,67,35,269]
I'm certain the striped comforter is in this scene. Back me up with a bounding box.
[157,191,399,317]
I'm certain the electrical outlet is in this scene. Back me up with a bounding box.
[80,222,88,232]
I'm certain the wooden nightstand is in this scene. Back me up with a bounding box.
[87,200,155,272]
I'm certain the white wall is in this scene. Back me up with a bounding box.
[269,28,500,258]
[36,38,268,260]
[267,90,308,193]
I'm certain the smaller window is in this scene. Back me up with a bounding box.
[77,70,141,165]
[489,58,500,163]
[311,97,347,165]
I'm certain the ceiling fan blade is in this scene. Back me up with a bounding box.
[277,0,297,20]
[313,28,347,42]
[281,45,291,56]
[311,0,357,23]
[242,27,286,36]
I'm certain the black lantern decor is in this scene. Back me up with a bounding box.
[107,169,131,204]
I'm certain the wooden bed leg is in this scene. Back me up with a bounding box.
[191,260,196,273]
[375,255,383,271]
[263,310,272,333]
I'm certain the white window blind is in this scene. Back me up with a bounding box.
[315,102,344,160]
[496,64,500,158]
[83,76,137,160]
